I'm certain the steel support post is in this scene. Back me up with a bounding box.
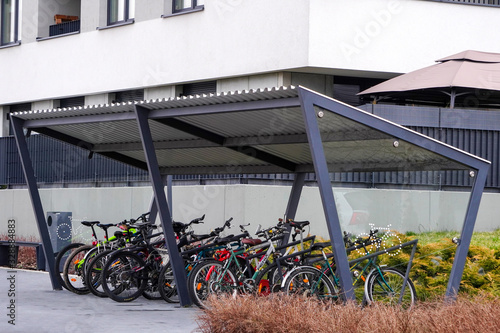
[134,105,191,306]
[280,173,306,248]
[10,116,61,290]
[299,90,355,302]
[167,174,173,213]
[445,168,488,301]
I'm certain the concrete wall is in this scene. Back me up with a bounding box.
[0,185,496,242]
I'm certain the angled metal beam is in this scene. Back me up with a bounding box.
[299,86,490,301]
[93,134,310,152]
[285,173,306,221]
[99,152,148,170]
[299,89,355,302]
[10,116,61,290]
[32,127,148,170]
[134,105,191,306]
[445,166,489,301]
[148,176,173,225]
[155,118,225,145]
[301,87,489,171]
[155,118,298,171]
[280,173,306,249]
[228,146,296,171]
[31,127,94,151]
[148,194,158,225]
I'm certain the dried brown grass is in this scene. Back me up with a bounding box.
[196,294,500,333]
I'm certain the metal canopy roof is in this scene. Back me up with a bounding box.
[10,86,491,304]
[12,86,483,175]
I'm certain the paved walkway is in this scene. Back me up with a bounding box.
[0,267,202,333]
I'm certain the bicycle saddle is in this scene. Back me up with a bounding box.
[289,220,310,229]
[310,242,331,251]
[242,238,262,246]
[81,221,100,227]
[97,223,115,229]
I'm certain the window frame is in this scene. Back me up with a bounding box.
[0,0,19,47]
[107,0,131,26]
[172,0,203,14]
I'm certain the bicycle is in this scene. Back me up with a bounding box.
[187,219,306,308]
[158,217,235,303]
[100,221,168,302]
[281,229,417,307]
[62,214,145,295]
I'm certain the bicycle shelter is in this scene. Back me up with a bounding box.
[10,86,490,305]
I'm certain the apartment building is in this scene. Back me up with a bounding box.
[1,0,500,188]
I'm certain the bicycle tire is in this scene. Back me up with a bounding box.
[54,242,84,290]
[63,244,93,295]
[254,262,293,294]
[84,249,116,298]
[282,266,338,301]
[101,251,147,302]
[187,259,237,308]
[365,267,416,308]
[142,264,163,300]
[158,262,179,303]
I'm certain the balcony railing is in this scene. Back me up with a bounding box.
[428,0,500,6]
[49,20,80,37]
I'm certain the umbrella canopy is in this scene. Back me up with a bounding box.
[358,50,500,108]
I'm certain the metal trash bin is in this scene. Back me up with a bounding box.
[46,212,72,269]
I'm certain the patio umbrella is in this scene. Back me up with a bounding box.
[358,50,500,108]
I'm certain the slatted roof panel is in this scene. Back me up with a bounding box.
[11,86,487,175]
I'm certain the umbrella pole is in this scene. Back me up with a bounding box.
[450,88,456,109]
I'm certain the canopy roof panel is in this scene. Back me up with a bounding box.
[12,86,488,176]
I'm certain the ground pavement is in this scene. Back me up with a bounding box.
[0,267,202,333]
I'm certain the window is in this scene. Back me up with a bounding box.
[173,0,204,13]
[181,80,216,97]
[58,96,85,108]
[0,0,19,46]
[108,0,134,25]
[333,76,385,107]
[112,89,144,103]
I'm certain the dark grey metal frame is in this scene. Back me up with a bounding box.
[10,116,61,290]
[134,105,190,305]
[298,87,490,300]
[10,86,489,304]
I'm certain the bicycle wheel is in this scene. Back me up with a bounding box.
[54,242,84,290]
[101,251,147,302]
[63,244,93,295]
[142,262,162,300]
[282,266,338,301]
[84,249,115,298]
[158,262,179,303]
[187,259,237,308]
[254,262,293,294]
[365,267,416,308]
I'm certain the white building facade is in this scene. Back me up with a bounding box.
[1,0,500,135]
[1,0,500,238]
